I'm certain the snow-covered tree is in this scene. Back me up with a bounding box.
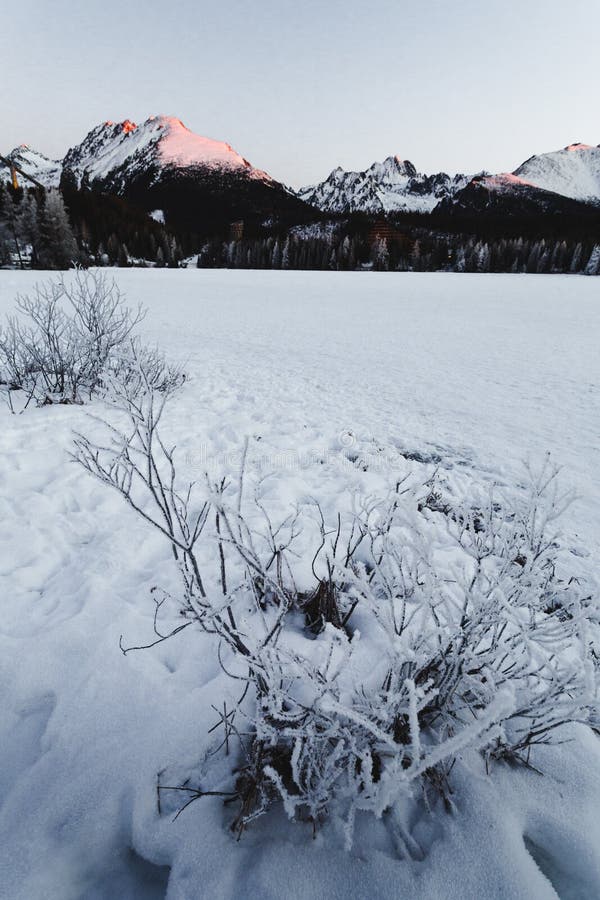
[584,244,600,276]
[37,189,78,269]
[371,237,389,271]
[570,242,584,273]
[271,240,281,269]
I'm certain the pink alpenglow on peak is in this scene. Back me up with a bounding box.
[61,115,275,191]
[512,143,600,203]
[103,120,137,133]
[483,173,536,190]
[150,115,268,176]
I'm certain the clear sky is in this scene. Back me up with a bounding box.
[3,0,599,187]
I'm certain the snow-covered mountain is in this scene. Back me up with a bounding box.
[513,143,600,203]
[298,156,469,214]
[4,125,600,225]
[442,143,600,216]
[1,146,61,188]
[2,117,308,233]
[57,115,309,231]
[61,116,273,193]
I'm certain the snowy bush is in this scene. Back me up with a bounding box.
[0,269,182,408]
[74,386,599,846]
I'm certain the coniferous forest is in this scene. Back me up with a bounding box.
[1,180,599,274]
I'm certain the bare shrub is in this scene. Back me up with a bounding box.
[106,338,184,399]
[73,387,599,847]
[0,269,148,406]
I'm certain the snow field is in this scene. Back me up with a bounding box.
[0,269,599,899]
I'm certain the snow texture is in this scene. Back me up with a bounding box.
[61,116,271,192]
[299,157,469,214]
[5,130,600,213]
[1,146,62,189]
[513,144,600,204]
[466,144,600,206]
[2,117,273,196]
[1,270,599,899]
[300,143,600,214]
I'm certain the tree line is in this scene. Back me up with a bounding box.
[197,230,600,275]
[2,180,599,275]
[0,183,187,269]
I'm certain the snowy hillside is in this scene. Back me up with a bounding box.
[62,116,273,192]
[5,125,600,222]
[1,269,600,900]
[445,143,600,215]
[2,117,302,234]
[1,146,61,188]
[513,143,600,204]
[299,156,469,214]
[58,115,308,232]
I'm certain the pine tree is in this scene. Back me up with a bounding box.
[106,233,120,264]
[339,235,356,271]
[584,244,600,276]
[371,238,389,271]
[225,241,236,266]
[37,189,79,269]
[118,243,130,267]
[16,191,39,255]
[550,240,567,273]
[570,243,583,273]
[526,242,541,274]
[0,183,24,267]
[96,243,110,266]
[410,240,421,271]
[271,240,281,269]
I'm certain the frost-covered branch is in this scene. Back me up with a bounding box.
[73,389,599,845]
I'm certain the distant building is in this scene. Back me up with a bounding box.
[229,221,244,241]
[367,218,411,253]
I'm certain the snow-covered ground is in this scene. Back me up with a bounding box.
[1,270,599,899]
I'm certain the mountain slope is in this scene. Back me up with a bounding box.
[62,116,272,192]
[513,143,600,204]
[440,143,600,219]
[60,116,308,233]
[299,156,469,214]
[5,125,600,229]
[1,147,61,189]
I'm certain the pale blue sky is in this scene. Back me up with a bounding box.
[3,0,599,187]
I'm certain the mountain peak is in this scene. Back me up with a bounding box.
[102,119,137,133]
[3,145,62,188]
[141,115,256,172]
[146,114,185,128]
[390,154,415,170]
[55,114,302,232]
[61,115,273,193]
[512,143,600,203]
[299,156,464,215]
[368,156,418,181]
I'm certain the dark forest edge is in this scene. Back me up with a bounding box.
[1,181,599,275]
